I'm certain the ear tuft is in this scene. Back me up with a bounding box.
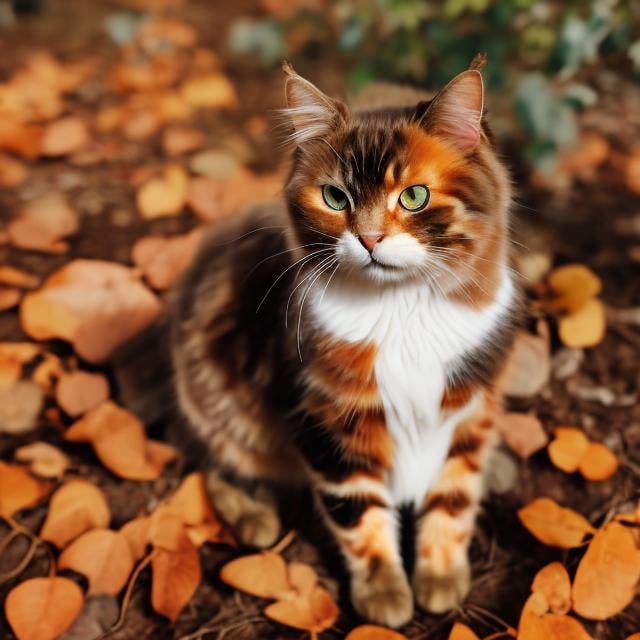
[281,63,346,145]
[424,69,485,151]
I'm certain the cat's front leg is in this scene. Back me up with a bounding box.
[413,392,498,613]
[317,479,413,628]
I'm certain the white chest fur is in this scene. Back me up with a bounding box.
[309,270,513,507]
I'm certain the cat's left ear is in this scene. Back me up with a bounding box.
[421,70,485,151]
[282,62,347,145]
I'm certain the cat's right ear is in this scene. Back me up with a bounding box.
[282,62,347,145]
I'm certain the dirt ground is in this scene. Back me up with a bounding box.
[0,1,639,639]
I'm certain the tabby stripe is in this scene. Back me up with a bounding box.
[319,492,386,528]
[420,488,472,517]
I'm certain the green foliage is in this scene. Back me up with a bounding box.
[228,0,640,171]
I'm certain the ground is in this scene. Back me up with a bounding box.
[0,1,639,639]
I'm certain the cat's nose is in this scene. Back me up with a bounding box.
[358,233,384,253]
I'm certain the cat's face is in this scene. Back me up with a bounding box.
[283,64,511,298]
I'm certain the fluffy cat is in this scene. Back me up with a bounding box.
[170,58,518,628]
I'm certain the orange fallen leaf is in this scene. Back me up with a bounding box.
[548,264,602,314]
[58,529,134,596]
[7,191,78,253]
[20,259,162,363]
[64,401,176,480]
[346,625,409,639]
[0,380,44,433]
[548,427,590,473]
[0,120,44,159]
[55,370,110,417]
[186,521,235,548]
[558,298,606,349]
[40,479,111,549]
[0,266,40,289]
[41,116,90,157]
[447,622,480,640]
[531,562,571,615]
[579,442,619,481]
[151,516,202,622]
[572,522,640,620]
[499,326,551,398]
[162,126,206,156]
[496,413,548,459]
[136,164,188,219]
[180,72,237,109]
[120,516,151,562]
[31,352,64,391]
[559,132,610,174]
[0,286,22,311]
[5,576,84,640]
[0,342,41,388]
[14,441,70,478]
[132,228,203,290]
[0,153,28,187]
[517,497,595,548]
[187,169,282,222]
[518,591,591,640]
[221,551,292,599]
[264,585,339,634]
[0,461,50,518]
[163,472,215,526]
[625,151,640,194]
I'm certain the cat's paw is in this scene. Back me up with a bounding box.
[413,558,471,614]
[234,506,281,548]
[351,569,413,629]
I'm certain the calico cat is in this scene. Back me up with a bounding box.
[170,58,518,628]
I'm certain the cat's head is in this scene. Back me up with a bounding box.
[281,61,511,299]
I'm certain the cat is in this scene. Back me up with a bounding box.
[169,57,518,628]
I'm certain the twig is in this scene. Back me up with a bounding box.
[97,549,157,639]
[270,529,297,555]
[0,537,38,584]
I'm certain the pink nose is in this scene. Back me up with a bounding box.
[359,233,384,253]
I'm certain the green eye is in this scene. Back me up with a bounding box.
[322,185,349,211]
[399,185,430,212]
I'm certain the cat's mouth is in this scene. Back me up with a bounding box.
[366,256,401,271]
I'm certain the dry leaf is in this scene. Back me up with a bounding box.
[0,342,41,388]
[518,591,591,640]
[558,298,606,349]
[55,370,110,417]
[517,497,595,548]
[120,516,151,562]
[0,121,44,159]
[5,577,84,640]
[151,517,202,622]
[132,228,203,290]
[32,353,64,391]
[0,286,22,310]
[14,441,70,478]
[346,625,409,639]
[180,73,237,109]
[548,427,590,473]
[625,152,640,194]
[0,380,44,434]
[264,586,339,634]
[500,328,550,398]
[65,401,175,480]
[40,479,110,548]
[162,126,206,156]
[0,461,50,518]
[0,266,40,289]
[20,259,162,363]
[7,191,78,253]
[58,529,134,596]
[572,522,640,620]
[41,116,90,156]
[0,153,28,187]
[189,148,241,177]
[548,264,602,314]
[187,169,282,221]
[136,164,188,219]
[163,472,216,526]
[220,551,292,599]
[496,413,548,459]
[579,442,619,481]
[531,562,571,615]
[448,622,480,640]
